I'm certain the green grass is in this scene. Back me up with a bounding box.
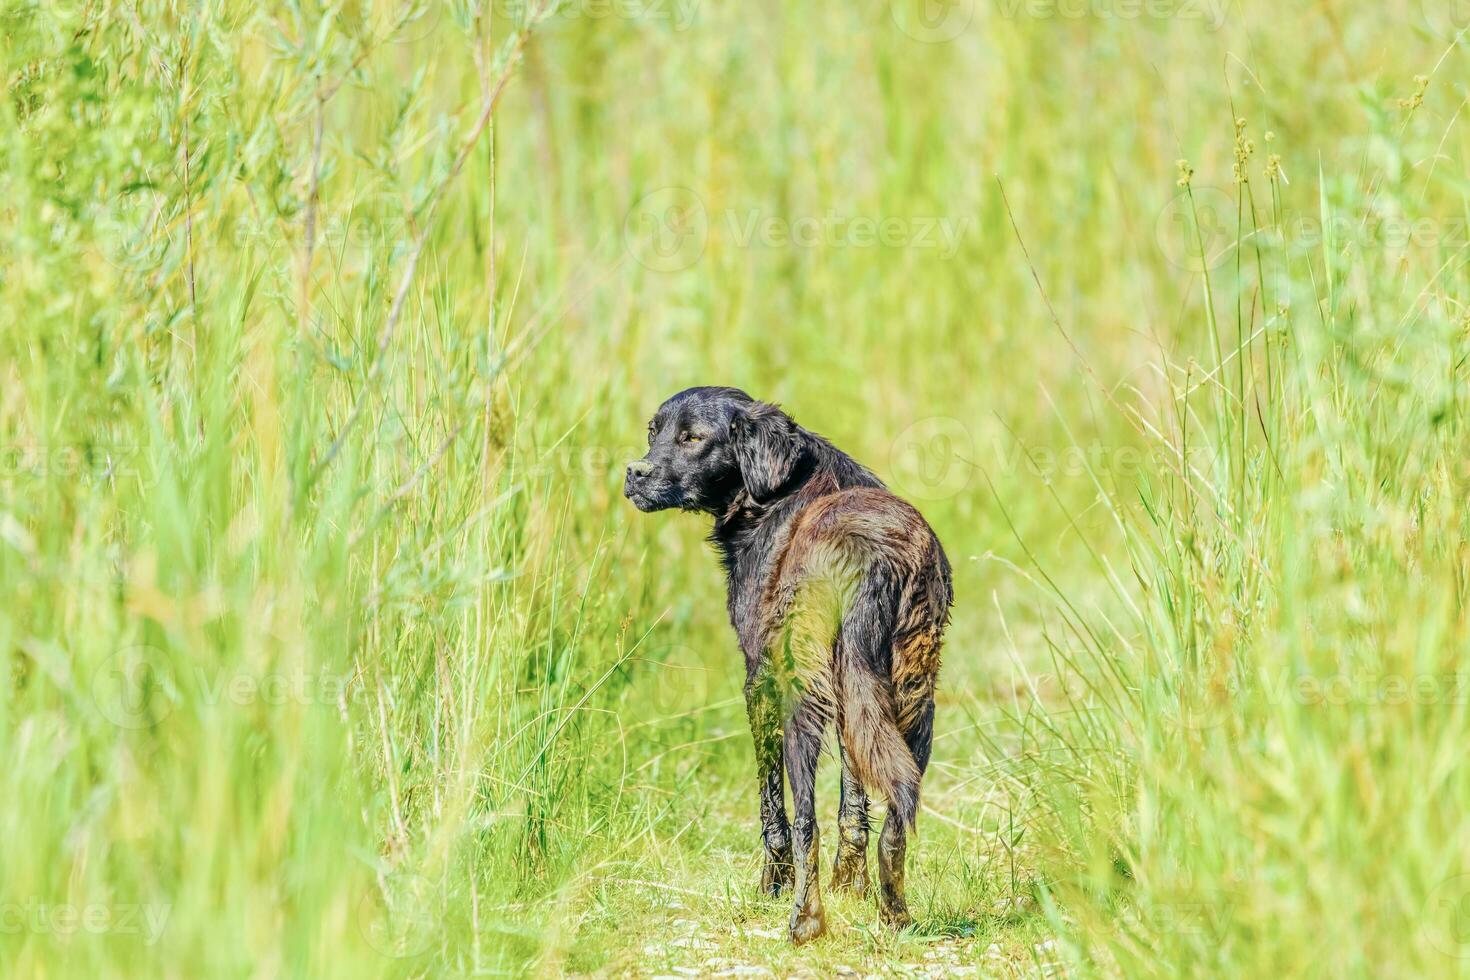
[3,0,1470,975]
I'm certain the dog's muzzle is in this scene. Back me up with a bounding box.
[624,460,658,509]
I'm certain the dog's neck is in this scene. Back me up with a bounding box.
[711,491,800,569]
[709,435,882,564]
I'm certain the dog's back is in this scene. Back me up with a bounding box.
[758,486,952,829]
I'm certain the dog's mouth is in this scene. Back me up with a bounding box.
[624,479,680,512]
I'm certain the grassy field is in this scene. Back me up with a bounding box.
[4,0,1470,975]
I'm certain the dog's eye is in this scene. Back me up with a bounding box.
[680,432,702,444]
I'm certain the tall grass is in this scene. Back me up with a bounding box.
[998,97,1470,976]
[1,0,1467,975]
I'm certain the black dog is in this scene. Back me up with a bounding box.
[624,387,953,943]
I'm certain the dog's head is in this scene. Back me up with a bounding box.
[624,387,812,513]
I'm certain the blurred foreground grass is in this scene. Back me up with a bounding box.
[3,0,1470,975]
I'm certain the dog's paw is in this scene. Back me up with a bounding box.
[760,855,794,898]
[829,857,868,897]
[788,905,826,945]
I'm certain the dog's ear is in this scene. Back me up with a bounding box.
[731,402,804,504]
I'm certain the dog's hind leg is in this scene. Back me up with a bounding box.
[830,741,870,895]
[876,807,910,929]
[745,670,793,897]
[880,576,944,930]
[878,692,934,930]
[835,566,942,932]
[783,701,827,944]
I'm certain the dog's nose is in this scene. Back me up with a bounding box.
[626,460,652,481]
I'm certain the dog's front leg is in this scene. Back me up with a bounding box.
[745,670,793,897]
[783,702,826,943]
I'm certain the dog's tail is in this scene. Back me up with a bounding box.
[835,574,921,832]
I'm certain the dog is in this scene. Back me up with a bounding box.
[624,386,953,943]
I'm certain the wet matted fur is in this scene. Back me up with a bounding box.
[624,386,953,944]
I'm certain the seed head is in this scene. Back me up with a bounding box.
[1232,117,1254,184]
[1398,75,1430,111]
